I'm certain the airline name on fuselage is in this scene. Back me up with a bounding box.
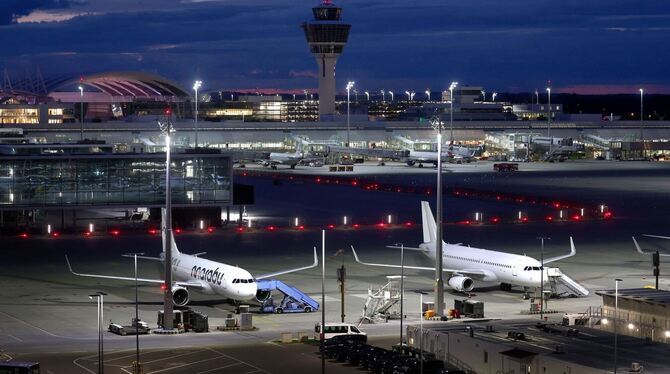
[191,265,224,285]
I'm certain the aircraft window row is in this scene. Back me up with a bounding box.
[480,259,511,269]
[523,266,544,271]
[232,279,255,283]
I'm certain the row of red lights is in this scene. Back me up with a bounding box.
[237,170,607,213]
[17,211,614,239]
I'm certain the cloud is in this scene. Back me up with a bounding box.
[289,70,317,79]
[0,0,82,25]
[15,10,98,23]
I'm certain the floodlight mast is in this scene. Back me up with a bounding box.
[430,115,445,316]
[158,116,175,331]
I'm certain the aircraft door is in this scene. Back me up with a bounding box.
[512,264,518,276]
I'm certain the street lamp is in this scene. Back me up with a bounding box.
[614,278,622,374]
[410,91,415,101]
[304,89,309,101]
[430,116,445,317]
[449,82,458,144]
[405,91,410,101]
[414,290,427,374]
[346,81,355,147]
[425,89,431,102]
[481,90,485,102]
[192,80,202,148]
[365,91,370,102]
[546,87,552,155]
[381,90,386,102]
[78,85,84,141]
[389,91,394,102]
[536,237,550,321]
[158,117,175,332]
[393,243,406,349]
[89,291,107,374]
[491,92,497,102]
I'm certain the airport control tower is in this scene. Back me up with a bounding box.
[302,0,351,119]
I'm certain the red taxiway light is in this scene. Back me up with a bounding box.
[110,229,121,236]
[553,202,561,208]
[19,232,29,239]
[603,211,613,219]
[351,180,358,186]
[545,216,554,222]
[520,217,529,223]
[174,228,182,234]
[326,224,336,229]
[571,215,582,221]
[404,222,413,227]
[377,223,386,228]
[490,217,500,224]
[147,228,158,235]
[352,223,360,229]
[297,225,306,230]
[236,227,245,233]
[266,226,276,231]
[207,227,215,233]
[51,232,60,238]
[315,178,322,183]
[83,231,92,237]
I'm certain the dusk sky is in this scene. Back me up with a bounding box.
[2,0,670,94]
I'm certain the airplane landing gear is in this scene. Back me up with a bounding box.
[418,163,424,168]
[522,287,531,300]
[499,283,513,292]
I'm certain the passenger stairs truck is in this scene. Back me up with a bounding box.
[257,279,319,313]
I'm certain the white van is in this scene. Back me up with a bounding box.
[314,323,367,340]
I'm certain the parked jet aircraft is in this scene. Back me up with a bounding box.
[66,210,318,306]
[263,141,322,169]
[352,201,584,295]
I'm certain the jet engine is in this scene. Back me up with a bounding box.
[448,276,475,292]
[256,289,272,303]
[406,160,416,166]
[172,286,190,306]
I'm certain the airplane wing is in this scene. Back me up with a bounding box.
[385,245,425,252]
[543,237,577,264]
[633,237,670,257]
[255,247,319,280]
[644,234,670,240]
[350,246,487,277]
[65,255,204,289]
[121,254,163,262]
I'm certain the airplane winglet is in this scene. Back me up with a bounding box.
[543,237,577,265]
[65,254,76,274]
[350,245,362,264]
[570,236,576,256]
[632,236,648,255]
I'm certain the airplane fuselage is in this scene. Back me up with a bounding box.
[420,242,548,288]
[166,252,257,301]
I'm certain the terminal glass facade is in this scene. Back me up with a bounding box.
[0,153,232,208]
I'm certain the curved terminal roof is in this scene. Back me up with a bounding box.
[48,72,191,103]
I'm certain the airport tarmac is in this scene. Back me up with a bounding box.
[1,159,670,372]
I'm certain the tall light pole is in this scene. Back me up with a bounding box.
[381,90,386,102]
[546,87,552,155]
[394,243,405,348]
[158,115,175,331]
[449,82,458,144]
[639,88,644,147]
[414,290,427,374]
[410,91,416,101]
[614,278,622,374]
[125,252,144,372]
[321,230,326,374]
[364,91,370,102]
[346,81,354,147]
[78,85,84,141]
[304,89,309,101]
[536,237,550,321]
[535,89,539,106]
[389,91,394,102]
[89,293,102,374]
[193,80,202,148]
[405,91,411,101]
[481,90,485,102]
[431,116,445,317]
[425,89,431,102]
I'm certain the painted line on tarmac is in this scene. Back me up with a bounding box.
[207,348,271,374]
[196,362,243,374]
[72,356,97,374]
[6,334,23,342]
[145,355,228,374]
[140,349,210,365]
[0,310,66,338]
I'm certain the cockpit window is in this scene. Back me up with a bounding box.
[233,279,239,283]
[248,279,255,283]
[241,279,248,283]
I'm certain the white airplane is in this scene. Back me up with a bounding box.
[351,201,582,294]
[264,142,322,169]
[403,144,479,167]
[632,235,670,257]
[66,209,318,306]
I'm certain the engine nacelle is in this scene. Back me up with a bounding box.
[448,276,475,292]
[172,286,190,306]
[256,289,272,303]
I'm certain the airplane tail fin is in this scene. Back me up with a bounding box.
[421,201,438,256]
[161,208,180,255]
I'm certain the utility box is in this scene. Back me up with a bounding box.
[239,313,253,330]
[454,299,485,318]
[188,310,209,332]
[157,310,185,329]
